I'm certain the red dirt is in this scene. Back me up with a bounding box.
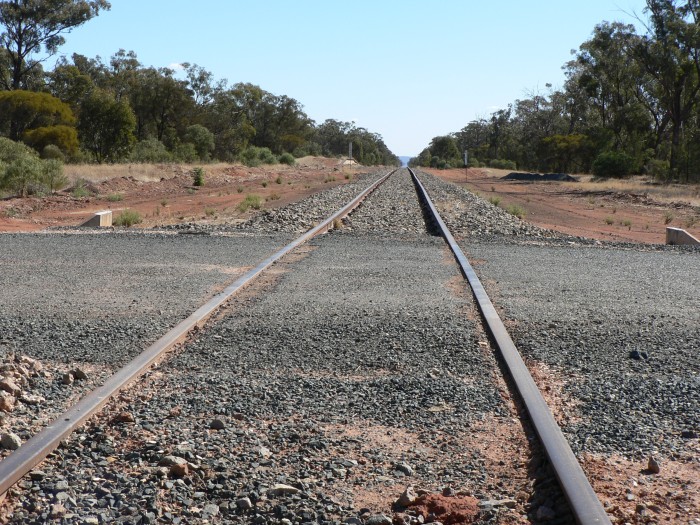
[406,493,480,525]
[427,167,700,244]
[0,158,360,232]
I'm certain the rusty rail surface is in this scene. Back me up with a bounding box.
[0,169,396,496]
[408,168,611,525]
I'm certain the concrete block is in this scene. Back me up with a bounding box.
[666,227,699,246]
[81,210,113,228]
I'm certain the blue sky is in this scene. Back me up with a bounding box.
[50,0,649,157]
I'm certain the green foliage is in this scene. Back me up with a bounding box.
[192,167,205,186]
[22,125,79,156]
[237,194,262,212]
[172,142,198,163]
[129,138,173,163]
[184,124,214,161]
[42,159,67,193]
[184,124,215,161]
[41,144,65,161]
[71,179,90,198]
[592,151,634,178]
[239,146,276,167]
[488,196,501,206]
[278,152,295,165]
[78,88,136,163]
[106,193,123,202]
[0,90,76,141]
[505,204,525,219]
[488,159,517,170]
[0,0,110,90]
[646,159,670,181]
[0,137,65,196]
[114,209,142,227]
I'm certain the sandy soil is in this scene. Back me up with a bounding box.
[0,157,361,232]
[426,168,700,244]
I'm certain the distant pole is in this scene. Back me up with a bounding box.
[464,150,468,181]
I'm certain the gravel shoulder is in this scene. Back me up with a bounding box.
[462,241,699,522]
[0,232,292,457]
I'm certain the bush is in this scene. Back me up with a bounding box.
[0,138,66,197]
[237,194,262,212]
[129,138,173,163]
[239,146,277,167]
[646,158,670,181]
[278,152,295,165]
[488,159,517,170]
[42,159,68,194]
[183,124,215,161]
[22,125,79,156]
[172,142,198,163]
[488,196,501,206]
[114,209,142,227]
[41,144,65,161]
[192,167,205,187]
[592,151,634,178]
[506,204,525,219]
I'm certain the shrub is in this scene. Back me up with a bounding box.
[239,146,277,167]
[184,124,214,161]
[275,175,283,184]
[237,194,262,212]
[267,192,280,201]
[41,144,65,161]
[646,158,670,181]
[592,151,633,178]
[278,152,295,165]
[129,138,173,163]
[106,193,123,202]
[663,211,674,225]
[72,179,90,198]
[192,167,205,187]
[488,196,501,206]
[114,209,142,227]
[488,159,517,170]
[172,142,197,163]
[42,159,67,194]
[22,125,79,156]
[506,204,525,219]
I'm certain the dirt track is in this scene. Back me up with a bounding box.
[427,167,700,244]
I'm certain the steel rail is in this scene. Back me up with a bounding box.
[0,169,396,497]
[408,168,611,525]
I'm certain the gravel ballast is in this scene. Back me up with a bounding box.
[461,242,699,458]
[0,232,292,453]
[1,168,695,523]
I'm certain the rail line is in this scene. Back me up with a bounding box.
[0,168,611,524]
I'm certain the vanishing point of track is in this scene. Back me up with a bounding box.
[0,168,611,524]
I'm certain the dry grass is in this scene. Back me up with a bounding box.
[62,163,237,184]
[483,169,700,207]
[571,175,700,206]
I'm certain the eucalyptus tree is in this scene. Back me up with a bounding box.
[635,0,700,177]
[0,0,110,90]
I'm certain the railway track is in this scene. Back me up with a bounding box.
[0,168,633,523]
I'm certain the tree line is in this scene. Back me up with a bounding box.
[0,1,399,196]
[412,0,700,183]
